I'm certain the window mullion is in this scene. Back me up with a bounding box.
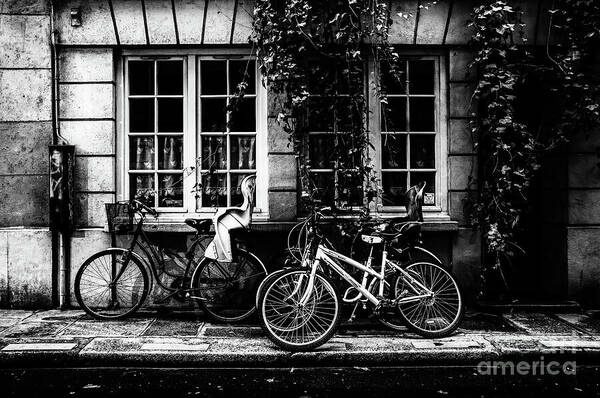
[154,60,159,208]
[185,55,195,213]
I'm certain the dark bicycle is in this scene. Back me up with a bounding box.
[74,194,267,322]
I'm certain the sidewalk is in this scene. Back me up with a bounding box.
[1,309,600,368]
[3,309,600,397]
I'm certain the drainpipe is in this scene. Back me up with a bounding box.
[49,0,73,309]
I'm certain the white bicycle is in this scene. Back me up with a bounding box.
[257,204,464,351]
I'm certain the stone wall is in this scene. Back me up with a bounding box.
[0,0,53,307]
[2,0,580,307]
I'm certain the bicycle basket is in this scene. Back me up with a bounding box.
[105,202,134,234]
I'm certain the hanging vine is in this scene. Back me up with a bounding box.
[469,0,600,297]
[252,0,405,209]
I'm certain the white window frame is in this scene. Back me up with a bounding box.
[368,52,449,220]
[116,49,269,221]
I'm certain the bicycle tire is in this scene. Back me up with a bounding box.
[255,268,289,310]
[191,249,267,323]
[394,261,464,338]
[75,248,150,320]
[258,269,341,351]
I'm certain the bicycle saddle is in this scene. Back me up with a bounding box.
[184,218,211,233]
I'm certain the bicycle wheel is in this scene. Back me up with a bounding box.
[75,248,149,320]
[192,249,267,323]
[259,269,341,351]
[255,268,289,310]
[394,261,464,338]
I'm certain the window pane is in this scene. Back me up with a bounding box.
[410,135,435,169]
[229,60,256,95]
[382,172,407,206]
[309,134,335,168]
[310,172,334,205]
[158,98,183,132]
[338,172,363,207]
[409,97,435,132]
[159,136,183,170]
[337,63,364,95]
[409,60,434,95]
[202,173,227,207]
[382,134,407,169]
[129,61,154,95]
[130,174,155,207]
[381,97,407,132]
[159,174,183,207]
[410,172,436,205]
[335,133,361,169]
[129,137,155,170]
[230,136,256,169]
[308,97,335,131]
[231,174,256,206]
[201,136,227,170]
[201,61,226,95]
[306,61,336,95]
[229,98,255,132]
[129,98,154,132]
[336,97,362,132]
[381,60,407,94]
[157,60,183,95]
[201,98,226,132]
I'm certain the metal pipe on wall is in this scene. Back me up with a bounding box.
[49,0,72,309]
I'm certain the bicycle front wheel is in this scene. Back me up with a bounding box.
[394,261,464,338]
[192,249,267,323]
[259,269,341,351]
[75,248,149,320]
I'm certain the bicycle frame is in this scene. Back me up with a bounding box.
[111,215,207,295]
[297,243,434,308]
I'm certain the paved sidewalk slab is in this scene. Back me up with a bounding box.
[556,313,600,335]
[2,342,78,351]
[60,318,153,337]
[142,319,203,337]
[503,312,581,335]
[0,321,71,338]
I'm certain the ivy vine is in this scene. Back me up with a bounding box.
[252,0,405,209]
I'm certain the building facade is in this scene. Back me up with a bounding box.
[0,0,598,308]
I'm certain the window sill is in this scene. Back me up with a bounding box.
[111,218,458,233]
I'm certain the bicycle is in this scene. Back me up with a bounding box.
[74,198,267,322]
[257,204,464,351]
[257,182,445,331]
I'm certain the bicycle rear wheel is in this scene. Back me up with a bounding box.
[259,269,341,351]
[192,249,267,323]
[75,248,149,320]
[394,261,463,338]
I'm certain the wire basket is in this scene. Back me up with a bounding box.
[105,202,134,234]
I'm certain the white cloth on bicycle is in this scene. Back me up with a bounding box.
[205,175,256,262]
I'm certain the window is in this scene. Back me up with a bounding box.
[199,59,258,208]
[127,59,185,209]
[304,62,364,207]
[305,54,447,215]
[119,52,267,216]
[376,55,447,213]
